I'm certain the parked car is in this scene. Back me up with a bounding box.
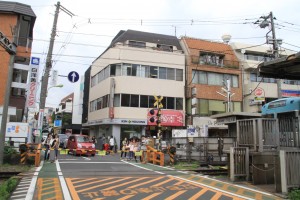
[66,134,96,156]
[58,134,69,148]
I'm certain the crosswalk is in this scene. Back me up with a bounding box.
[10,176,32,200]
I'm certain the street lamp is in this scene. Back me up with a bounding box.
[47,84,63,96]
[36,84,63,142]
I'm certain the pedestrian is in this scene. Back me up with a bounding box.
[109,136,115,152]
[96,135,103,150]
[43,133,51,161]
[120,137,128,159]
[49,134,57,163]
[126,138,134,161]
[53,134,60,160]
[91,136,97,144]
[141,135,149,164]
[133,138,142,162]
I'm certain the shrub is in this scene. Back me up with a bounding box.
[288,188,300,200]
[0,177,19,200]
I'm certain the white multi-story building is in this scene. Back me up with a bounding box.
[231,42,296,112]
[87,30,186,147]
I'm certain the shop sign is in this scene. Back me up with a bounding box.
[254,87,265,102]
[147,110,184,126]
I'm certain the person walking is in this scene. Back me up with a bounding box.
[49,134,57,163]
[43,133,51,161]
[53,134,60,160]
[141,135,149,164]
[109,136,115,152]
[120,138,128,159]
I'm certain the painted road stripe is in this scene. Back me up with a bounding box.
[59,161,125,164]
[123,160,165,174]
[56,160,72,200]
[165,190,187,200]
[25,162,43,200]
[170,175,253,200]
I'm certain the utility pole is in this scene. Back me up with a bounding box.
[0,29,17,164]
[38,1,60,142]
[259,12,282,98]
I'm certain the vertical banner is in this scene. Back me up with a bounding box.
[26,57,40,108]
[37,109,44,133]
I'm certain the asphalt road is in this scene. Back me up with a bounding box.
[31,152,281,200]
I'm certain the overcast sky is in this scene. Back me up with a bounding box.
[12,0,300,108]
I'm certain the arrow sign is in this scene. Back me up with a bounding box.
[68,71,79,83]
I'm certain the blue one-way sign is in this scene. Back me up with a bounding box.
[68,71,79,83]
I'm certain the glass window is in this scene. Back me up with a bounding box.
[110,64,116,76]
[130,95,139,107]
[250,73,257,82]
[150,66,158,78]
[199,71,207,84]
[149,96,155,107]
[233,102,241,112]
[176,98,183,110]
[192,70,198,84]
[199,99,208,115]
[176,69,183,81]
[18,16,31,46]
[128,41,146,48]
[232,75,238,87]
[166,97,175,109]
[159,67,167,79]
[167,68,175,80]
[140,95,149,108]
[105,66,110,79]
[114,94,120,107]
[116,64,121,76]
[209,100,225,112]
[121,94,130,107]
[140,65,149,78]
[208,72,223,85]
[132,64,139,76]
[122,63,131,76]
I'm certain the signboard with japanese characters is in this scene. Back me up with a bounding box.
[26,57,40,108]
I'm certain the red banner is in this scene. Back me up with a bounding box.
[147,110,184,126]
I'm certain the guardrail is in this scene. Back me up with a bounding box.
[146,146,165,166]
[19,143,41,167]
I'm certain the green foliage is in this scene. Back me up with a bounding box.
[4,145,17,155]
[174,161,199,170]
[0,177,19,200]
[288,188,300,200]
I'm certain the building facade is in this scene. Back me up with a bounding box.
[231,42,296,113]
[86,30,186,147]
[0,1,36,122]
[180,37,242,136]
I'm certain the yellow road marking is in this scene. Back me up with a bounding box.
[151,176,174,187]
[103,177,149,190]
[141,192,162,200]
[117,195,135,200]
[77,177,132,193]
[128,176,165,188]
[72,177,98,185]
[66,178,81,200]
[74,177,114,189]
[211,192,222,200]
[165,190,187,200]
[188,188,208,200]
[36,178,63,200]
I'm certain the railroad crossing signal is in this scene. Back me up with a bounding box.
[154,95,163,108]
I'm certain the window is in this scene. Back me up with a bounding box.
[11,88,26,96]
[121,94,130,107]
[122,64,131,76]
[167,68,175,80]
[200,52,224,67]
[192,70,199,84]
[12,69,28,83]
[166,97,175,109]
[128,40,146,48]
[176,98,183,110]
[159,67,167,79]
[140,65,149,78]
[140,95,149,108]
[199,71,207,84]
[114,94,120,107]
[150,66,158,78]
[18,16,31,46]
[149,96,155,107]
[157,44,173,52]
[132,64,139,76]
[176,69,183,81]
[130,95,139,107]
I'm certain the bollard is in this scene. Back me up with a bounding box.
[19,144,28,164]
[168,146,176,166]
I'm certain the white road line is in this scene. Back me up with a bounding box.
[12,190,28,194]
[25,161,43,200]
[56,160,72,200]
[122,161,165,174]
[193,174,274,196]
[169,175,255,200]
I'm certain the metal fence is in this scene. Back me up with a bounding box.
[229,147,249,181]
[278,116,300,148]
[237,118,279,152]
[171,137,235,164]
[277,150,300,193]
